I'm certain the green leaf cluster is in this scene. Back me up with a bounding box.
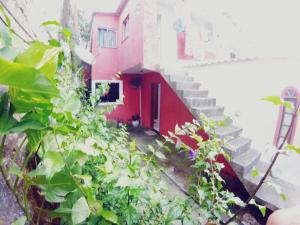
[165,115,245,223]
[0,20,201,225]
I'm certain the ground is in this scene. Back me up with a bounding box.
[129,127,264,225]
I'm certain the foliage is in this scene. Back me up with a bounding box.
[0,18,199,225]
[78,10,91,47]
[258,96,300,200]
[165,115,244,223]
[224,96,300,224]
[11,216,27,225]
[3,10,298,225]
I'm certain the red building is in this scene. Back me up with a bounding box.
[90,0,196,136]
[89,0,300,209]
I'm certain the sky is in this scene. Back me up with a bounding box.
[77,0,122,14]
[190,0,300,57]
[27,0,300,58]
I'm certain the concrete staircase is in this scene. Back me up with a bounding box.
[162,71,300,211]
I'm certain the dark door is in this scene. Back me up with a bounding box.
[151,83,161,132]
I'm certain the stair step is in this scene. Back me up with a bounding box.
[242,162,300,210]
[243,160,269,185]
[223,137,252,157]
[208,115,233,126]
[165,74,194,82]
[216,125,243,139]
[184,97,216,108]
[171,81,201,90]
[231,149,262,177]
[179,89,209,98]
[192,106,224,117]
[242,160,269,194]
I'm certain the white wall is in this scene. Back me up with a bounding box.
[156,1,178,70]
[188,58,300,151]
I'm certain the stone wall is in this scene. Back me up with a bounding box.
[2,0,36,41]
[0,1,32,223]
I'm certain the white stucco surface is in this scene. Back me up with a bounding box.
[187,58,300,185]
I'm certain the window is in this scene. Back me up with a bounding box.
[98,28,117,48]
[274,87,299,146]
[92,80,123,105]
[122,15,129,40]
[202,23,213,42]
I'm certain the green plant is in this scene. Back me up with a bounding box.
[78,10,91,47]
[224,96,300,224]
[0,14,200,225]
[164,115,244,224]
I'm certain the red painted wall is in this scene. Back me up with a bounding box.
[91,0,145,80]
[105,71,200,146]
[140,72,235,176]
[90,3,235,176]
[140,72,197,138]
[102,71,235,176]
[105,71,194,136]
[117,0,144,71]
[91,13,119,80]
[106,74,140,123]
[177,32,193,60]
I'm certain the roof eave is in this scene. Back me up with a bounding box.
[115,0,129,15]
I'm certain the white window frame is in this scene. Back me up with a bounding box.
[92,80,123,105]
[122,15,129,41]
[98,28,117,48]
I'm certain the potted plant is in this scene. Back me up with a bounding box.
[132,114,140,127]
[117,119,124,128]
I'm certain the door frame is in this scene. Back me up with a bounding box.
[151,83,161,132]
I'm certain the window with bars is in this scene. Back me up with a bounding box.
[98,28,117,48]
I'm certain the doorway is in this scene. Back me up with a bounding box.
[151,83,161,132]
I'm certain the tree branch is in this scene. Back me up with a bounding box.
[223,103,300,225]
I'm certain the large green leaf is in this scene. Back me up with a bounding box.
[72,197,91,224]
[0,92,18,134]
[67,150,89,167]
[101,210,119,224]
[35,151,65,178]
[9,88,53,113]
[0,57,58,96]
[9,110,49,133]
[32,172,77,203]
[0,93,51,134]
[26,129,46,151]
[0,42,61,113]
[15,41,61,81]
[262,96,293,110]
